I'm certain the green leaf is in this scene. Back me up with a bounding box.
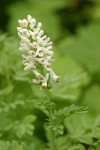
[68,144,85,150]
[95,144,100,150]
[50,66,89,103]
[54,104,88,119]
[58,125,64,135]
[65,113,100,149]
[13,115,36,138]
[58,23,100,73]
[47,105,88,135]
[58,129,64,135]
[50,51,90,103]
[78,134,93,145]
[88,147,95,150]
[9,141,24,150]
[0,141,10,150]
[82,85,100,113]
[0,141,24,150]
[77,144,86,150]
[0,85,14,96]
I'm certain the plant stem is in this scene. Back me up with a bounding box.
[45,88,56,150]
[49,108,56,150]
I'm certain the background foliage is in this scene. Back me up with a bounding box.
[0,0,100,149]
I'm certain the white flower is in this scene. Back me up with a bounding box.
[17,15,59,89]
[49,68,60,83]
[41,73,49,89]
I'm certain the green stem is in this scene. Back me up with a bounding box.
[49,108,56,150]
[45,88,56,150]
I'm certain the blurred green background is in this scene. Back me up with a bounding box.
[0,0,100,149]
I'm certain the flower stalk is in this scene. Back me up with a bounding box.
[49,108,56,150]
[44,88,56,150]
[17,15,59,150]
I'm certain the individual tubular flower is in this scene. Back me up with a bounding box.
[17,15,59,89]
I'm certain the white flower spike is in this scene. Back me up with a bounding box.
[17,15,59,89]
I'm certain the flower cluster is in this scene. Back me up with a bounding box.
[17,15,59,89]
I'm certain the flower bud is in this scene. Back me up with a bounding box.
[27,15,32,22]
[37,22,42,29]
[29,18,36,29]
[18,20,24,27]
[22,19,28,27]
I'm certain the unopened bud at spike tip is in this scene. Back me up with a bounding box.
[27,15,32,22]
